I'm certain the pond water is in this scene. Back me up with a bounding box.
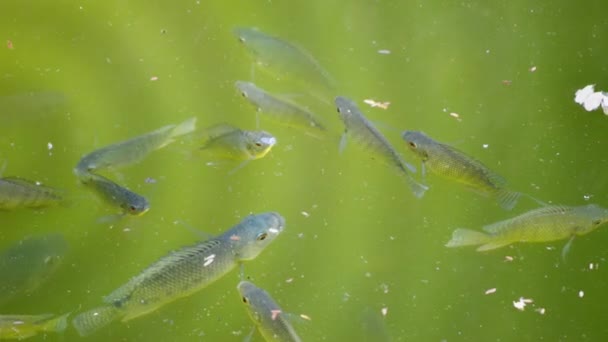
[1,1,607,341]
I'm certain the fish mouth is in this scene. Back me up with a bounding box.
[268,212,286,234]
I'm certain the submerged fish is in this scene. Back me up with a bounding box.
[445,204,608,252]
[0,177,62,210]
[75,117,197,174]
[238,281,302,342]
[233,27,334,92]
[200,124,277,161]
[72,212,285,336]
[402,130,520,210]
[0,234,68,305]
[78,173,149,216]
[0,313,69,340]
[335,96,427,198]
[235,81,326,133]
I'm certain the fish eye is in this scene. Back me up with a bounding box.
[242,296,248,304]
[408,141,417,148]
[255,142,262,147]
[241,92,247,98]
[256,232,268,241]
[129,205,137,212]
[238,37,246,43]
[593,219,602,225]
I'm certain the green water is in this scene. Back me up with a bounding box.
[1,0,607,341]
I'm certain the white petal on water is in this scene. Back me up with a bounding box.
[575,84,595,104]
[578,290,584,298]
[582,92,605,111]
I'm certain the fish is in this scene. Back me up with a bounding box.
[402,130,520,210]
[238,281,302,342]
[445,204,608,253]
[74,117,197,174]
[0,313,69,340]
[335,96,427,198]
[0,177,62,210]
[233,27,334,94]
[235,81,326,133]
[0,234,68,305]
[78,172,149,216]
[200,124,277,161]
[72,212,285,336]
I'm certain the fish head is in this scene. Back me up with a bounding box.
[335,96,356,123]
[233,27,257,44]
[246,131,277,159]
[578,204,608,233]
[237,281,267,324]
[234,81,253,99]
[230,212,285,261]
[121,194,150,216]
[401,130,431,160]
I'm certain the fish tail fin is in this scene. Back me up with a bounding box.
[445,228,491,248]
[405,176,428,199]
[72,305,121,336]
[496,189,520,211]
[43,312,70,333]
[170,117,198,138]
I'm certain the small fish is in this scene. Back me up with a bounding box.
[402,130,520,210]
[238,281,302,342]
[72,212,285,336]
[235,81,326,133]
[78,173,149,216]
[0,313,69,340]
[445,204,608,253]
[233,27,334,94]
[75,117,197,173]
[335,96,427,198]
[200,124,277,161]
[0,177,62,210]
[0,234,68,305]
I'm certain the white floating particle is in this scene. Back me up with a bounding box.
[301,211,310,218]
[285,278,294,283]
[363,99,390,109]
[513,297,533,311]
[535,307,546,315]
[47,142,53,150]
[449,112,461,121]
[203,254,215,267]
[381,307,388,316]
[377,49,391,55]
[485,288,497,295]
[271,309,281,320]
[529,66,537,72]
[299,314,311,321]
[482,144,489,149]
[578,290,584,298]
[150,76,159,81]
[504,255,514,262]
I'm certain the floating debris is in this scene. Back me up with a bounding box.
[150,76,159,81]
[380,307,388,317]
[578,290,584,298]
[513,297,533,311]
[377,49,391,55]
[299,314,311,321]
[504,255,514,262]
[501,80,512,86]
[535,307,546,315]
[484,288,497,295]
[529,66,537,72]
[7,40,13,49]
[363,99,391,110]
[449,112,461,121]
[574,84,608,114]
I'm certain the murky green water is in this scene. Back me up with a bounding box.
[1,1,608,341]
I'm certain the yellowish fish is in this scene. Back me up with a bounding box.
[402,130,520,210]
[0,177,62,210]
[238,281,302,342]
[75,117,196,174]
[72,212,285,336]
[0,313,69,340]
[78,172,149,216]
[235,81,326,134]
[335,96,427,198]
[200,124,276,161]
[446,204,608,254]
